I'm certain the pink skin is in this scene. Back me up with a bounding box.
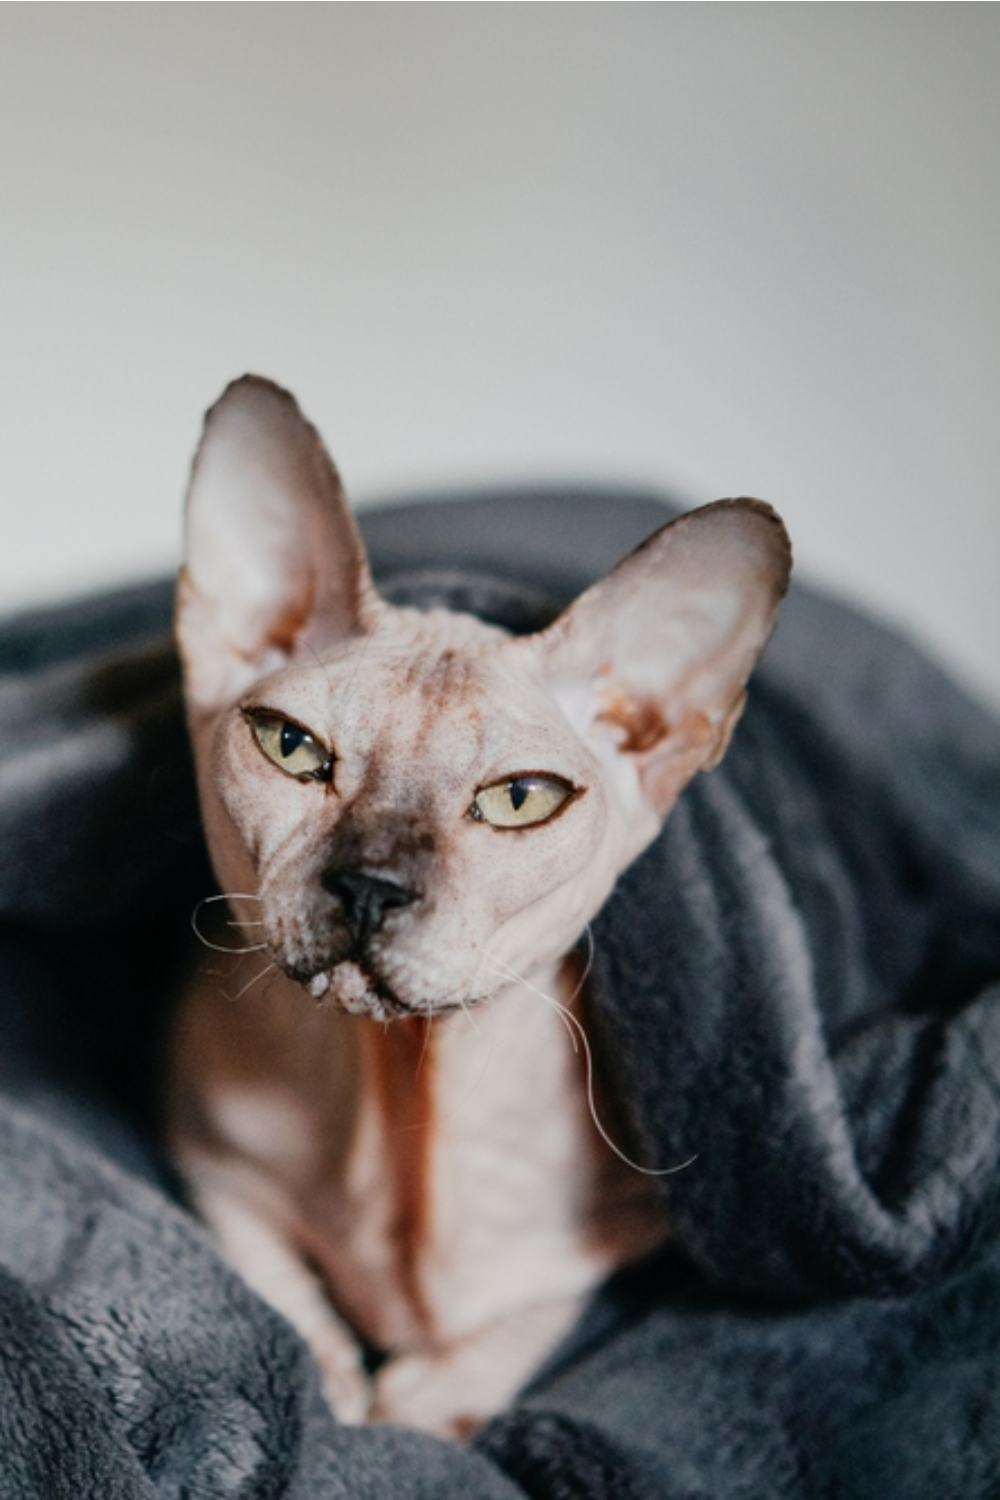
[168,375,791,1434]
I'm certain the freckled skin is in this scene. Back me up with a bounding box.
[168,375,792,1436]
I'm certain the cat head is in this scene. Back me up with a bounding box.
[177,376,791,1019]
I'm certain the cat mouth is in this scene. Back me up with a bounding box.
[300,957,494,1020]
[303,956,419,1019]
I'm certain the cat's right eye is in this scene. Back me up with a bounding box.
[246,711,334,783]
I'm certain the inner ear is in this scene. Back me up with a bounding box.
[521,499,791,814]
[176,375,382,711]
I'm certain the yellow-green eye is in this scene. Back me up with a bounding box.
[248,712,333,783]
[470,774,575,828]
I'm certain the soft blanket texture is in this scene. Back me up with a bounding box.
[2,487,999,1498]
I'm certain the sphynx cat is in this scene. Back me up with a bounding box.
[166,376,791,1437]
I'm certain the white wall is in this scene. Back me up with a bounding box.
[1,5,998,703]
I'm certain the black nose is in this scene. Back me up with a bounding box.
[321,867,417,946]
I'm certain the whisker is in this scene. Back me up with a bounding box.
[198,892,262,904]
[415,1007,435,1078]
[258,965,283,1003]
[456,935,504,1036]
[191,893,268,954]
[337,608,384,713]
[486,947,697,1180]
[300,636,337,695]
[456,990,480,1036]
[466,1016,502,1111]
[192,931,267,956]
[442,1002,501,1118]
[225,959,278,1002]
[488,952,578,1051]
[575,924,596,1000]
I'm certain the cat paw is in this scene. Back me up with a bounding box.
[370,1353,486,1439]
[314,1338,373,1425]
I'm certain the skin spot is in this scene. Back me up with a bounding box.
[322,813,438,879]
[450,1413,484,1442]
[267,590,315,653]
[596,692,671,754]
[632,709,719,814]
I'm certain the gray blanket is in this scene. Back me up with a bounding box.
[2,488,999,1498]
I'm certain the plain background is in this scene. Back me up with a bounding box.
[1,5,997,704]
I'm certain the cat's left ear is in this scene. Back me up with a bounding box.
[176,375,382,712]
[525,500,791,816]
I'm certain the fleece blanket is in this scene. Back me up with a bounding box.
[2,487,1000,1499]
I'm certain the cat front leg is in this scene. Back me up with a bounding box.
[184,1151,372,1423]
[370,1292,586,1439]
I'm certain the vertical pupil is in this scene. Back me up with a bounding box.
[509,779,529,811]
[280,723,305,758]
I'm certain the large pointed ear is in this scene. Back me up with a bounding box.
[176,375,381,712]
[525,499,791,816]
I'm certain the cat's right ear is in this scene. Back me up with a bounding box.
[176,376,382,713]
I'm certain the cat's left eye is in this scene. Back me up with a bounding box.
[247,712,333,783]
[470,774,575,829]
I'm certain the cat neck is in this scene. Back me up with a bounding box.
[335,950,606,1344]
[354,952,586,1122]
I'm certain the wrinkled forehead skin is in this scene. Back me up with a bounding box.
[235,606,600,833]
[272,611,580,807]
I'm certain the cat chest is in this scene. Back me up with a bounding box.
[291,996,669,1352]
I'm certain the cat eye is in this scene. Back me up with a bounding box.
[470,774,575,829]
[246,711,334,783]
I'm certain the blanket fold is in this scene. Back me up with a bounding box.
[2,487,999,1497]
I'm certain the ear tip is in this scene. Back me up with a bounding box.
[185,372,339,525]
[695,496,793,595]
[204,373,302,426]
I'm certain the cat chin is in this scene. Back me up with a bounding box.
[301,959,423,1022]
[297,960,496,1022]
